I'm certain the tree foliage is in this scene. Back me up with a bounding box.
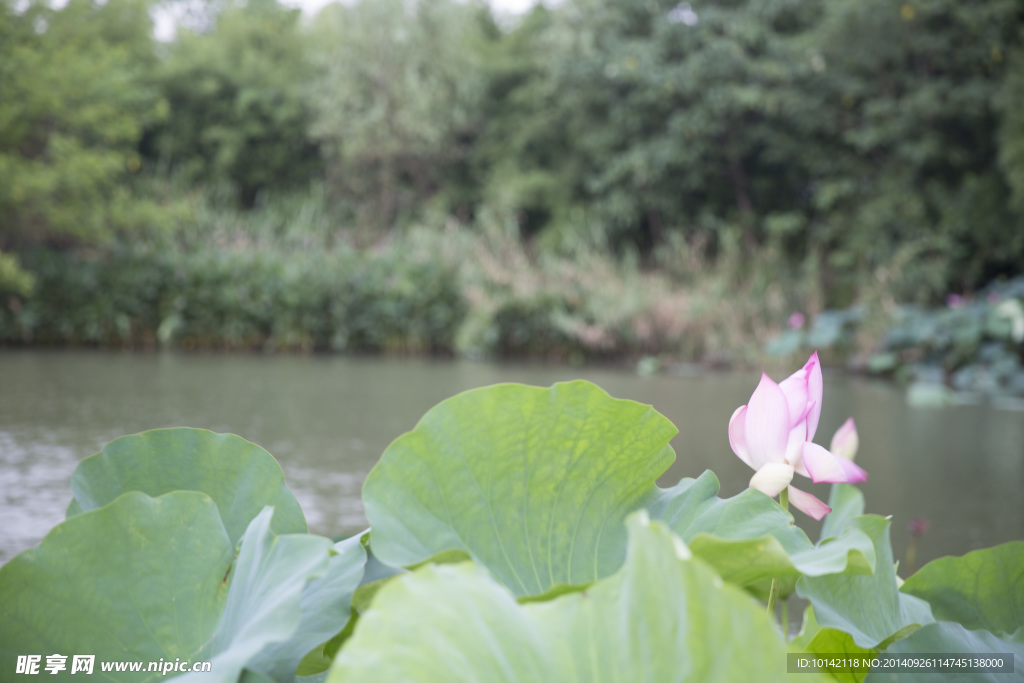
[804,0,1023,300]
[306,0,489,227]
[3,0,1023,309]
[150,0,321,206]
[479,0,1024,298]
[0,0,166,248]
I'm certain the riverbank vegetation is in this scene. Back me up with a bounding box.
[1,0,1022,380]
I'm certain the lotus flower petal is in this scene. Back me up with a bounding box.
[802,442,868,484]
[804,353,823,441]
[728,405,753,468]
[778,353,823,441]
[784,416,810,466]
[778,370,811,425]
[749,463,795,497]
[790,450,806,479]
[778,374,811,428]
[830,417,859,461]
[778,353,822,438]
[744,373,790,469]
[787,485,831,521]
[790,432,810,478]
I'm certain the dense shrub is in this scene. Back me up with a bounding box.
[0,245,465,354]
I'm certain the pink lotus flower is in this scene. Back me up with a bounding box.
[728,353,868,520]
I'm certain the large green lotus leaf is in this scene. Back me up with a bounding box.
[820,484,866,542]
[176,508,342,683]
[864,622,1024,683]
[650,473,875,588]
[363,381,679,596]
[328,512,828,683]
[364,381,874,598]
[800,617,876,683]
[0,493,361,683]
[647,471,807,548]
[792,604,824,651]
[802,631,874,683]
[68,427,306,544]
[249,536,368,681]
[687,532,874,590]
[797,515,934,649]
[0,491,231,681]
[899,542,1024,637]
[790,605,871,682]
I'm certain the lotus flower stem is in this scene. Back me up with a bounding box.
[904,517,930,575]
[781,597,789,643]
[766,577,780,618]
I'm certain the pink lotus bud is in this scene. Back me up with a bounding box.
[829,417,859,461]
[909,517,930,537]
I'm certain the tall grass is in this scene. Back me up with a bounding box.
[2,189,821,364]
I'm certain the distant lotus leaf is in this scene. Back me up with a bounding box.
[0,493,363,683]
[364,381,874,598]
[900,541,1024,637]
[67,427,306,544]
[328,512,824,682]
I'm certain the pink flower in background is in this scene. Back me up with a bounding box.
[909,517,930,537]
[946,294,965,309]
[788,312,806,329]
[987,292,1001,304]
[830,417,858,461]
[728,352,868,520]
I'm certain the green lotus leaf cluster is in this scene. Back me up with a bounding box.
[329,512,816,683]
[1,381,1020,682]
[0,429,364,682]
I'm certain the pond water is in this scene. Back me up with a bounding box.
[1,350,1021,568]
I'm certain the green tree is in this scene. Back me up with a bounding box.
[307,0,488,229]
[482,0,823,252]
[997,27,1024,215]
[0,249,33,297]
[804,0,1024,301]
[480,0,1024,300]
[150,0,320,207]
[471,6,579,239]
[0,0,166,249]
